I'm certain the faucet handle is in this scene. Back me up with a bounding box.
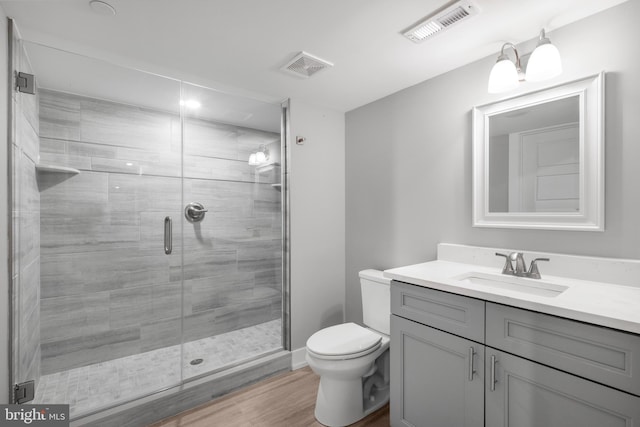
[527,258,550,279]
[495,252,515,275]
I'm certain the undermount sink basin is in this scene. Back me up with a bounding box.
[452,272,569,297]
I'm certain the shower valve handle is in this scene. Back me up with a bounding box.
[188,205,208,213]
[185,202,208,223]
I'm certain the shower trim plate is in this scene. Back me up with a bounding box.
[185,202,208,223]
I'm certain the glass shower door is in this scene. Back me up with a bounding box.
[180,83,284,380]
[12,39,185,417]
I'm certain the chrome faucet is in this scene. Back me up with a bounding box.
[495,252,550,279]
[510,252,527,276]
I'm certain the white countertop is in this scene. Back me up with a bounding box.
[384,260,640,335]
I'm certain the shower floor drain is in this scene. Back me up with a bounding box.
[190,358,204,366]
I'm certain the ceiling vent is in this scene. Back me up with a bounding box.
[281,51,333,78]
[403,0,480,43]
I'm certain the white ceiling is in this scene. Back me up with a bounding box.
[0,0,629,113]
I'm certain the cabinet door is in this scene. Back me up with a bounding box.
[486,349,640,427]
[391,315,484,427]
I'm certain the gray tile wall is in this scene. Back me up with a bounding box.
[11,33,42,388]
[38,89,282,374]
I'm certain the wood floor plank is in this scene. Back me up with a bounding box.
[149,367,390,426]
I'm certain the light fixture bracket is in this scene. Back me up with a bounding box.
[536,28,551,46]
[497,43,524,81]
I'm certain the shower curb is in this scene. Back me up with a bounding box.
[71,350,291,427]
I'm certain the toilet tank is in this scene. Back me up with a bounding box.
[360,269,391,335]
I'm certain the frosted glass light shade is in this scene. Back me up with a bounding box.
[488,59,519,94]
[526,43,562,82]
[255,151,266,163]
[248,153,258,165]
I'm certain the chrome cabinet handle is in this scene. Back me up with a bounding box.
[164,216,172,254]
[468,347,476,381]
[490,355,497,391]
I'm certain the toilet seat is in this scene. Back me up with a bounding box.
[307,322,382,360]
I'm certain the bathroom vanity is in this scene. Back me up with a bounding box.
[385,244,640,427]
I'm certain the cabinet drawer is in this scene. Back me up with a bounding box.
[486,302,640,396]
[391,281,485,342]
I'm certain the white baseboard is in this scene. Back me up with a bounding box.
[291,347,308,370]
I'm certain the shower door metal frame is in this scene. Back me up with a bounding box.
[280,99,291,351]
[6,17,18,404]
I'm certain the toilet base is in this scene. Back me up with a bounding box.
[312,351,390,426]
[314,379,390,426]
[315,375,364,426]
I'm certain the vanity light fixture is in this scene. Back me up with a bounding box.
[487,42,523,94]
[487,29,562,94]
[526,29,562,82]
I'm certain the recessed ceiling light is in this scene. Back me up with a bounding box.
[180,99,201,109]
[89,0,116,16]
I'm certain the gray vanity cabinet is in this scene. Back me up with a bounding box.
[390,281,486,427]
[390,280,640,427]
[485,348,640,427]
[390,315,484,427]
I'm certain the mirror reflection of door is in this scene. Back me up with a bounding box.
[509,123,579,212]
[487,94,580,214]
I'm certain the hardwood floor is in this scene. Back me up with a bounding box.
[149,367,390,427]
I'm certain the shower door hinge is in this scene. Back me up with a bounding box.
[14,380,35,404]
[16,72,36,95]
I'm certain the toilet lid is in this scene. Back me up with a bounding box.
[306,322,382,357]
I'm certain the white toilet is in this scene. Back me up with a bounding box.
[305,269,391,426]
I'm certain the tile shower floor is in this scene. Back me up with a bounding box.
[34,319,282,418]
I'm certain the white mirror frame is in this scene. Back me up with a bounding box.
[472,72,605,231]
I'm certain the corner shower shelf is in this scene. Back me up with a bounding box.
[36,164,81,175]
[271,183,282,191]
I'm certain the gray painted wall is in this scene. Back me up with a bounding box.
[289,99,345,350]
[345,0,640,324]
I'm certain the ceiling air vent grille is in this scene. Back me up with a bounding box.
[281,51,334,78]
[403,0,480,43]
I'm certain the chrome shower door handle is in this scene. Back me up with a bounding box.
[164,216,172,254]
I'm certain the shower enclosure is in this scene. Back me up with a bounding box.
[9,21,289,422]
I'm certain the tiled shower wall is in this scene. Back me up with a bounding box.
[11,31,41,387]
[38,89,282,375]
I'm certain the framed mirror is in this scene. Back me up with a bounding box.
[472,72,605,231]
